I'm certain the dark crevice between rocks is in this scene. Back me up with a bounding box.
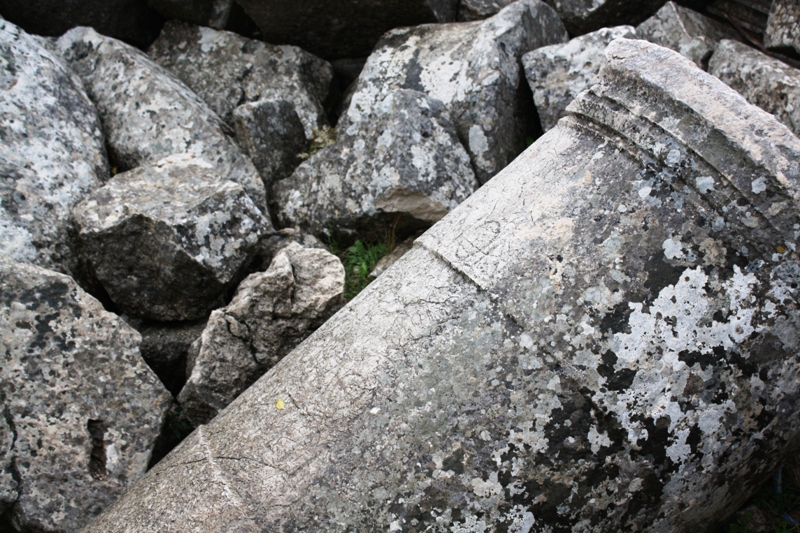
[87,419,107,481]
[147,405,193,470]
[1,407,21,532]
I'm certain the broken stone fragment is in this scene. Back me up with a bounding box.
[0,19,109,274]
[233,0,459,59]
[73,155,269,321]
[523,25,637,132]
[80,39,800,532]
[273,89,477,237]
[254,227,327,272]
[764,0,800,57]
[148,21,332,138]
[346,0,568,184]
[709,39,800,138]
[542,0,667,35]
[147,0,233,29]
[457,0,516,21]
[232,100,308,189]
[636,1,740,68]
[0,259,172,533]
[178,243,344,426]
[56,26,267,213]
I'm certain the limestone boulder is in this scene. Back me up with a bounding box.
[56,26,267,213]
[178,243,344,426]
[0,259,172,532]
[148,0,233,29]
[764,0,800,57]
[0,20,109,273]
[73,155,269,322]
[543,0,666,35]
[148,22,331,138]
[636,1,740,68]
[709,39,800,138]
[273,90,477,237]
[80,39,800,532]
[346,0,568,184]
[233,0,459,59]
[457,0,516,21]
[523,25,636,132]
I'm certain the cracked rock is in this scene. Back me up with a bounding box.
[178,243,344,426]
[764,0,800,57]
[233,0,459,59]
[0,259,172,532]
[543,0,667,35]
[523,25,637,132]
[636,1,740,68]
[81,39,800,532]
[148,0,233,29]
[56,26,267,213]
[273,89,477,237]
[346,0,567,184]
[148,22,332,138]
[709,39,800,138]
[0,19,109,274]
[73,155,269,321]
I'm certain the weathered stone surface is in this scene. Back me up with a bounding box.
[273,90,477,236]
[178,243,344,426]
[56,26,267,212]
[233,0,458,59]
[148,22,331,137]
[709,39,800,138]
[148,0,232,29]
[0,0,162,48]
[1,259,172,532]
[80,39,800,532]
[523,25,636,132]
[347,0,568,184]
[764,0,800,57]
[457,0,516,21]
[254,227,326,272]
[0,20,109,273]
[73,155,269,321]
[543,0,666,35]
[369,235,417,278]
[232,100,307,188]
[636,1,739,68]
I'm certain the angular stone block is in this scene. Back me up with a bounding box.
[73,155,269,321]
[543,0,666,35]
[764,0,800,57]
[457,0,516,21]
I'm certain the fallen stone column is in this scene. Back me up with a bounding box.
[82,39,800,532]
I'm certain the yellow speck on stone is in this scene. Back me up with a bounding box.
[276,398,285,410]
[777,245,786,254]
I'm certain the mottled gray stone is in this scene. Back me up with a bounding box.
[232,100,307,188]
[637,1,740,68]
[178,243,344,426]
[148,0,232,29]
[73,155,269,321]
[347,0,568,184]
[543,0,666,35]
[1,259,172,533]
[56,26,267,213]
[523,26,636,132]
[273,89,477,237]
[80,39,800,532]
[0,0,162,48]
[254,227,326,272]
[764,0,800,57]
[148,22,331,138]
[709,39,800,138]
[0,20,109,274]
[457,0,516,21]
[233,0,458,59]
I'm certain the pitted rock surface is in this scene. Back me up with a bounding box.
[764,0,800,57]
[543,0,667,35]
[346,0,567,184]
[147,0,232,29]
[79,39,800,532]
[232,100,308,188]
[233,0,458,59]
[523,26,636,132]
[178,243,344,426]
[457,0,517,21]
[636,1,740,68]
[148,22,331,138]
[73,155,269,321]
[56,26,267,213]
[0,259,172,533]
[273,89,477,236]
[0,20,109,273]
[709,39,800,138]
